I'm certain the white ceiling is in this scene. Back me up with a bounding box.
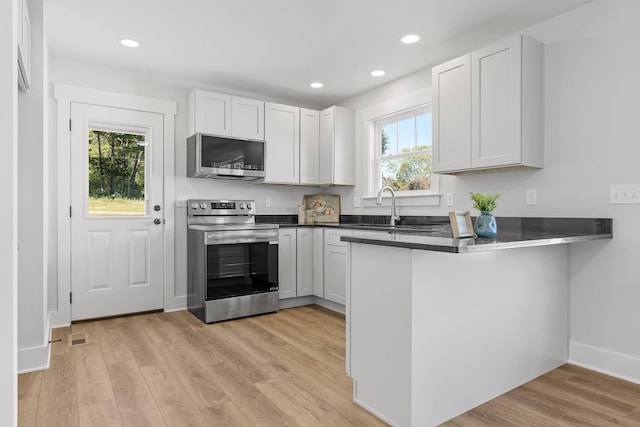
[46,0,594,108]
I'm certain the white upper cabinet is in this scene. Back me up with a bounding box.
[188,90,232,137]
[232,96,265,141]
[264,102,300,184]
[432,55,471,172]
[319,106,355,185]
[432,34,543,174]
[299,108,320,185]
[187,90,264,141]
[17,0,31,92]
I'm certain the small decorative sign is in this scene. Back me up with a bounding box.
[449,211,476,238]
[303,194,340,223]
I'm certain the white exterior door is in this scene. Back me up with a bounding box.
[70,102,164,320]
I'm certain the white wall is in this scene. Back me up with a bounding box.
[18,0,50,373]
[48,58,342,314]
[1,0,19,422]
[341,0,640,383]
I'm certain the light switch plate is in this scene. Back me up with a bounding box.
[446,193,455,207]
[265,197,272,208]
[353,197,361,208]
[610,185,640,204]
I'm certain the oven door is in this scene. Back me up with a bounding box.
[205,239,278,301]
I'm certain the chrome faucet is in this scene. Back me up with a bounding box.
[376,186,400,226]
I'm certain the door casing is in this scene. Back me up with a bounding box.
[53,84,177,327]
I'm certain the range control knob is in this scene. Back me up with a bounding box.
[190,202,198,210]
[199,202,207,209]
[246,202,252,210]
[239,203,245,210]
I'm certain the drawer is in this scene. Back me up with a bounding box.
[325,229,354,247]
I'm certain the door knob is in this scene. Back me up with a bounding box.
[154,205,161,211]
[154,218,162,225]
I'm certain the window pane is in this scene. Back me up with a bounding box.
[398,117,415,153]
[381,153,432,191]
[382,122,397,156]
[88,130,146,216]
[417,113,432,147]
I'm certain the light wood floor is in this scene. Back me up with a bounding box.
[443,364,640,426]
[18,305,387,427]
[18,305,640,427]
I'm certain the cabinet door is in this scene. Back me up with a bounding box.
[190,90,232,137]
[323,229,352,305]
[312,228,324,297]
[232,96,265,141]
[265,103,300,184]
[472,36,522,168]
[296,228,313,296]
[324,245,347,305]
[300,108,320,185]
[432,55,471,173]
[332,106,355,186]
[319,107,334,185]
[278,229,297,299]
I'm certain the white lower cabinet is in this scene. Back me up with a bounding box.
[279,227,314,299]
[278,229,297,299]
[312,228,324,297]
[323,229,354,305]
[296,228,313,296]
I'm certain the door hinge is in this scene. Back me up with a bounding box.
[70,292,72,304]
[69,119,72,131]
[69,205,72,217]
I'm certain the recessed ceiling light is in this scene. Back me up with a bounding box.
[310,82,324,89]
[371,70,386,77]
[120,39,140,48]
[400,34,421,44]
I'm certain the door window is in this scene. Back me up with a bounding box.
[87,126,148,217]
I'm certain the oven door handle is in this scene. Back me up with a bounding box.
[205,229,279,245]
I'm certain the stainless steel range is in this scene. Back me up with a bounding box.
[187,199,279,323]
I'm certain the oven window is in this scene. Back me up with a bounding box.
[205,242,277,300]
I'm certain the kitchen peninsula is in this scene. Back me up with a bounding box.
[342,218,612,426]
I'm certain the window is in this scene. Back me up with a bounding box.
[373,105,433,194]
[87,128,147,216]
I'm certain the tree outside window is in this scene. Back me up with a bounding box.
[378,110,432,192]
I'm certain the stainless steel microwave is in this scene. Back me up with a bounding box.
[187,134,265,180]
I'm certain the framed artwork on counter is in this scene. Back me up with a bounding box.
[303,194,340,223]
[449,211,476,238]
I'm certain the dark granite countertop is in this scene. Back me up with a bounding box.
[341,217,613,253]
[257,215,613,253]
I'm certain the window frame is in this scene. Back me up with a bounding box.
[369,103,438,198]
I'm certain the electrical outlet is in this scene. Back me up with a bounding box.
[175,195,188,208]
[526,189,537,206]
[610,185,640,204]
[265,197,272,208]
[446,193,455,207]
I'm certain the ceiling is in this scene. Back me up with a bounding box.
[46,0,595,108]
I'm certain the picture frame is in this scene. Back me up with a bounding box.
[449,211,476,238]
[303,194,340,223]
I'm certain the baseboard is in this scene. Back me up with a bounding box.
[18,312,52,374]
[569,341,640,385]
[164,295,187,312]
[278,295,315,309]
[312,297,345,315]
[277,296,345,315]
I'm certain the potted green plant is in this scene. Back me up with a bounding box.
[470,192,500,237]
